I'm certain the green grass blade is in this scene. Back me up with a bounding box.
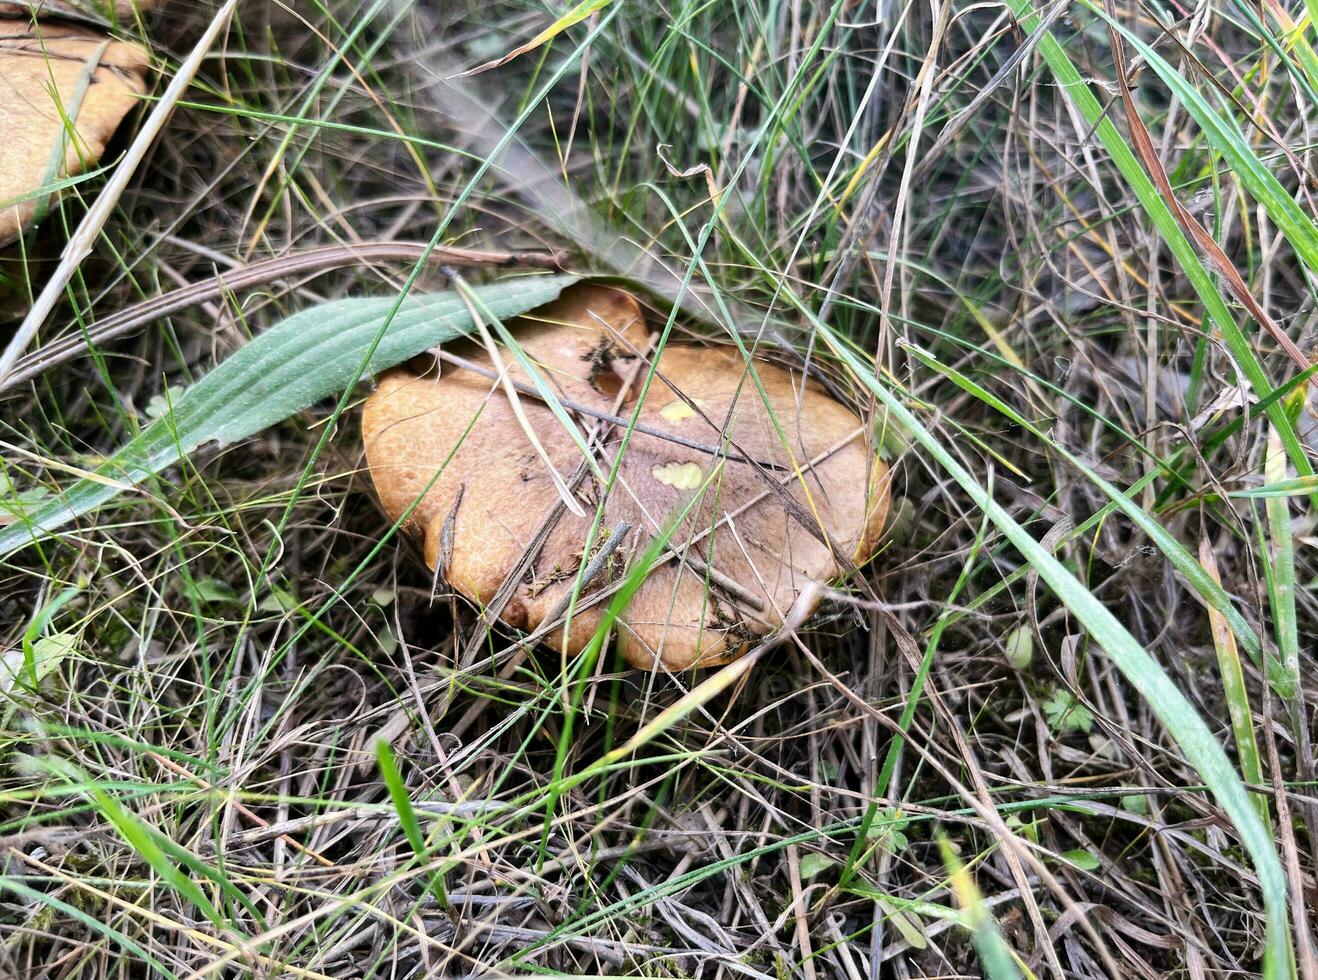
[0,877,178,978]
[812,318,1294,977]
[1200,540,1270,825]
[1098,9,1318,280]
[902,339,1271,675]
[940,835,1024,980]
[376,738,448,909]
[1001,0,1316,506]
[461,0,616,75]
[536,464,729,871]
[90,788,224,927]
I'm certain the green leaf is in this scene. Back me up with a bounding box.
[1041,687,1094,735]
[1060,849,1101,872]
[1121,794,1150,815]
[0,274,577,561]
[18,583,81,696]
[863,808,911,855]
[1231,475,1318,499]
[257,585,298,613]
[798,853,835,880]
[145,385,187,420]
[1,632,75,724]
[186,578,240,605]
[0,470,52,522]
[1002,626,1033,671]
[877,898,929,951]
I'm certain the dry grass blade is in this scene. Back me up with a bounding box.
[1101,0,1314,381]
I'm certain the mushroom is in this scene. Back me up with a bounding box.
[362,283,890,670]
[0,23,148,243]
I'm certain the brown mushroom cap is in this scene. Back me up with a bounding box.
[362,283,890,671]
[0,24,148,242]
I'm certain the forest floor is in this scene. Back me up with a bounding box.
[1,0,1316,977]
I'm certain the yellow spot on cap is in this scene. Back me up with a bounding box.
[659,400,696,422]
[651,461,703,490]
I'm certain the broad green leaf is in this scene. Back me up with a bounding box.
[0,274,577,560]
[185,578,241,605]
[1121,794,1150,815]
[1060,849,1101,872]
[13,582,83,706]
[877,897,929,951]
[1041,688,1094,735]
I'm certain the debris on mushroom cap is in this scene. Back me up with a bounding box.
[362,282,891,671]
[0,24,148,243]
